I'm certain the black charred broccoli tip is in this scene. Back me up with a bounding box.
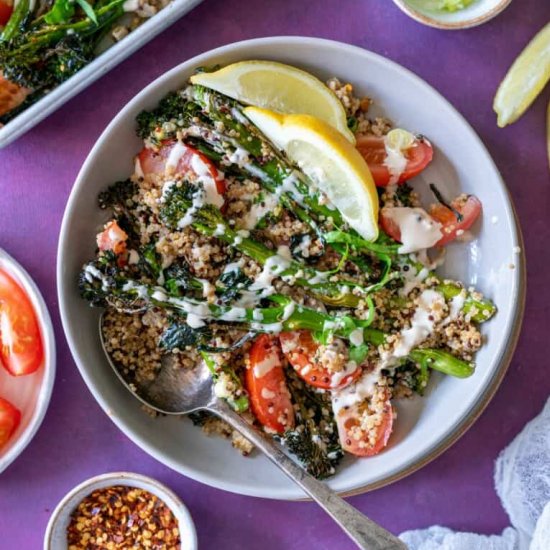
[98,180,137,211]
[283,376,343,479]
[136,92,197,140]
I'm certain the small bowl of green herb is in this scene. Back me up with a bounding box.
[391,0,512,29]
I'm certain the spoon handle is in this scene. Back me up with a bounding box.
[208,400,406,550]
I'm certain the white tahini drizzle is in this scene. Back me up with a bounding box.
[164,142,189,174]
[383,137,408,185]
[332,288,445,413]
[382,207,443,254]
[244,192,279,229]
[330,360,359,389]
[190,155,224,209]
[393,289,444,357]
[253,348,280,378]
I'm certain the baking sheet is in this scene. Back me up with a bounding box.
[0,0,203,149]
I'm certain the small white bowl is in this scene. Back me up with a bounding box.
[0,248,56,474]
[44,472,198,550]
[392,0,512,29]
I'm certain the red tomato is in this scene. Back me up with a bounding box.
[380,195,482,248]
[429,195,482,246]
[0,270,43,376]
[138,140,226,195]
[279,331,361,390]
[245,335,295,434]
[96,220,128,256]
[355,134,433,187]
[0,0,13,27]
[335,396,394,457]
[0,397,20,449]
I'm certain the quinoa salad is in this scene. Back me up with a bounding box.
[79,63,496,479]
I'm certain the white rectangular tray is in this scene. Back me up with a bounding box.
[0,0,203,149]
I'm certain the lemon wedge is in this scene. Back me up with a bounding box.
[494,23,550,127]
[244,107,379,241]
[190,61,355,142]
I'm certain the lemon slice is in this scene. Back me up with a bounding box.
[494,23,550,127]
[244,107,379,241]
[190,61,355,142]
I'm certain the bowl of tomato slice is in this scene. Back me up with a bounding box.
[0,248,56,474]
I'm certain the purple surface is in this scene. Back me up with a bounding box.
[1,0,549,548]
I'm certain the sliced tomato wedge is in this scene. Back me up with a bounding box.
[380,195,482,248]
[138,140,226,195]
[279,331,361,390]
[245,334,295,434]
[0,270,43,376]
[0,397,20,449]
[429,195,482,246]
[335,395,394,457]
[356,134,433,187]
[0,0,13,27]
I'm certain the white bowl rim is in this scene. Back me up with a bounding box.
[391,0,513,30]
[0,248,56,474]
[57,36,525,499]
[43,471,198,550]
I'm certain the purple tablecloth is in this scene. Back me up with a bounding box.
[1,1,549,548]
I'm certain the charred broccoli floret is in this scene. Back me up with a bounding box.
[282,374,343,480]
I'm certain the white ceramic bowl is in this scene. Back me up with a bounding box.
[44,472,198,550]
[0,248,56,474]
[58,37,525,500]
[392,0,512,29]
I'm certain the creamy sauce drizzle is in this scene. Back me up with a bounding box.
[332,288,446,412]
[383,207,442,254]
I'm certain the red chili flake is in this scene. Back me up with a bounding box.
[66,485,181,549]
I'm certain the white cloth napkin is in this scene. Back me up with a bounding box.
[399,398,550,550]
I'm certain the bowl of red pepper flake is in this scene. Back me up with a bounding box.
[44,472,197,550]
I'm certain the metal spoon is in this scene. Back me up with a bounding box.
[99,317,406,550]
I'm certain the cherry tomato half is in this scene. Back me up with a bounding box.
[138,140,226,195]
[279,331,361,390]
[429,195,482,246]
[380,195,482,248]
[335,395,394,457]
[245,335,295,434]
[96,220,128,256]
[356,134,433,187]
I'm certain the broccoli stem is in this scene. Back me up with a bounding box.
[200,351,249,412]
[81,264,474,379]
[160,188,372,307]
[409,349,474,378]
[436,281,496,323]
[185,87,496,323]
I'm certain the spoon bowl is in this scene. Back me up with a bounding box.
[100,316,214,414]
